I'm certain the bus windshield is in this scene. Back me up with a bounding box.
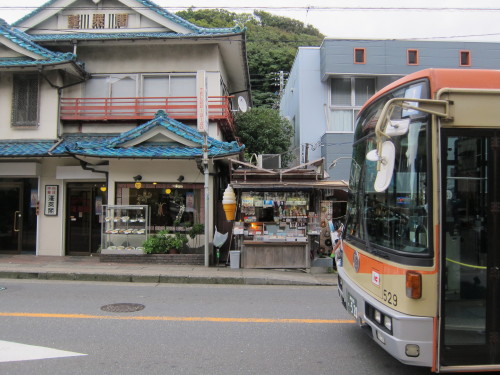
[346,80,431,257]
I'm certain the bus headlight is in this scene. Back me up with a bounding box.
[384,316,392,331]
[374,310,382,324]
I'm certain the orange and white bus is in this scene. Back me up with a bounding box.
[337,69,500,372]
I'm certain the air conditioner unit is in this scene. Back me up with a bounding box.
[257,154,281,169]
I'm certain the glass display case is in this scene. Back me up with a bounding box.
[101,205,150,254]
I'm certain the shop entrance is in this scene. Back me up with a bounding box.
[66,183,107,255]
[440,130,500,366]
[0,180,37,254]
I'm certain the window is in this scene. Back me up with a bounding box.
[354,48,366,64]
[116,183,204,232]
[329,77,375,132]
[68,13,129,29]
[346,81,432,257]
[460,50,471,66]
[407,49,419,65]
[12,74,39,127]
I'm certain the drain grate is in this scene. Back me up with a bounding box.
[101,303,145,313]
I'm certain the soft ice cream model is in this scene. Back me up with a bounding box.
[222,184,237,221]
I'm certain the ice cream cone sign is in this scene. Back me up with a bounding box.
[222,184,237,221]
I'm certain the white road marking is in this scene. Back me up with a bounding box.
[0,340,86,362]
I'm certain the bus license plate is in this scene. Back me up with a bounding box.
[346,293,358,318]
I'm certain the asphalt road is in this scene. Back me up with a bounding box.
[0,280,433,375]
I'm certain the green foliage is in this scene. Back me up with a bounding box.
[176,8,252,29]
[234,107,294,166]
[188,223,204,239]
[246,13,323,107]
[143,230,188,254]
[175,8,324,108]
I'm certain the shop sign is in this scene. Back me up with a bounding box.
[242,197,254,207]
[263,200,274,207]
[44,185,59,216]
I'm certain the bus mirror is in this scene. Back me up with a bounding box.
[373,140,395,192]
[366,149,380,162]
[385,118,410,136]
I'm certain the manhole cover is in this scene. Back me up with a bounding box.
[101,303,145,313]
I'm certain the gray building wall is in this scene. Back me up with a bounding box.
[281,38,500,181]
[280,47,325,166]
[320,39,500,78]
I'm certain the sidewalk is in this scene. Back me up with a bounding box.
[0,255,337,286]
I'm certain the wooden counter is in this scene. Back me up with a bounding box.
[241,241,310,269]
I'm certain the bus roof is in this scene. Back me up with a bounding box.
[360,68,500,114]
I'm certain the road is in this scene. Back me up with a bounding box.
[0,279,433,375]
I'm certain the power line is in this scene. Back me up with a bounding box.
[3,6,500,12]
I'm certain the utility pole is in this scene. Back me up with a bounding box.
[279,70,285,96]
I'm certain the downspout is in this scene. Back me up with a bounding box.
[69,154,110,198]
[37,61,90,137]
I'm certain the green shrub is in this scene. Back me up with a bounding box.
[143,230,188,254]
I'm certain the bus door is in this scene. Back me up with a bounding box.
[440,130,500,368]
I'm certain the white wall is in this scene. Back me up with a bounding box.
[0,71,60,140]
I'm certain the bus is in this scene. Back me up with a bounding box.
[336,69,500,373]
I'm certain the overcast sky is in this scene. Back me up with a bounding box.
[2,0,500,41]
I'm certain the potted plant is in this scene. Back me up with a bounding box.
[142,230,188,254]
[167,233,189,254]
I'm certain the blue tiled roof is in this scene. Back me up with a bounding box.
[0,111,243,159]
[63,110,243,158]
[29,30,242,43]
[0,19,85,69]
[13,0,243,36]
[0,140,56,156]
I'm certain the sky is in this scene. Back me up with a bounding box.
[1,0,500,42]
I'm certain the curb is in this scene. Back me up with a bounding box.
[0,271,334,286]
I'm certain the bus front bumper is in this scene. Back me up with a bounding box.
[337,269,434,367]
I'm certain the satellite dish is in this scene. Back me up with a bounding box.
[238,96,248,113]
[374,141,395,192]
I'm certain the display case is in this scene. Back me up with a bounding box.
[101,205,150,254]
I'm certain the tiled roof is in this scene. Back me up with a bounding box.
[29,30,242,43]
[13,0,243,36]
[0,19,85,69]
[0,140,56,156]
[0,111,243,159]
[63,110,243,158]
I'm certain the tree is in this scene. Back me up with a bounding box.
[234,108,295,167]
[176,9,324,108]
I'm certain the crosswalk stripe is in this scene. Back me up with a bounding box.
[0,340,86,363]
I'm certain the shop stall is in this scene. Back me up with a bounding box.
[228,158,348,269]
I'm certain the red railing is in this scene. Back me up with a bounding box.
[60,96,236,139]
[60,96,233,122]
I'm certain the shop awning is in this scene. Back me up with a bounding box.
[230,180,349,190]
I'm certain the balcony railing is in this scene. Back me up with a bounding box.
[60,96,236,138]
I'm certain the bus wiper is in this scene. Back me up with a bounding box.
[370,249,390,259]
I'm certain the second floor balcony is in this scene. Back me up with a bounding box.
[60,96,236,140]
